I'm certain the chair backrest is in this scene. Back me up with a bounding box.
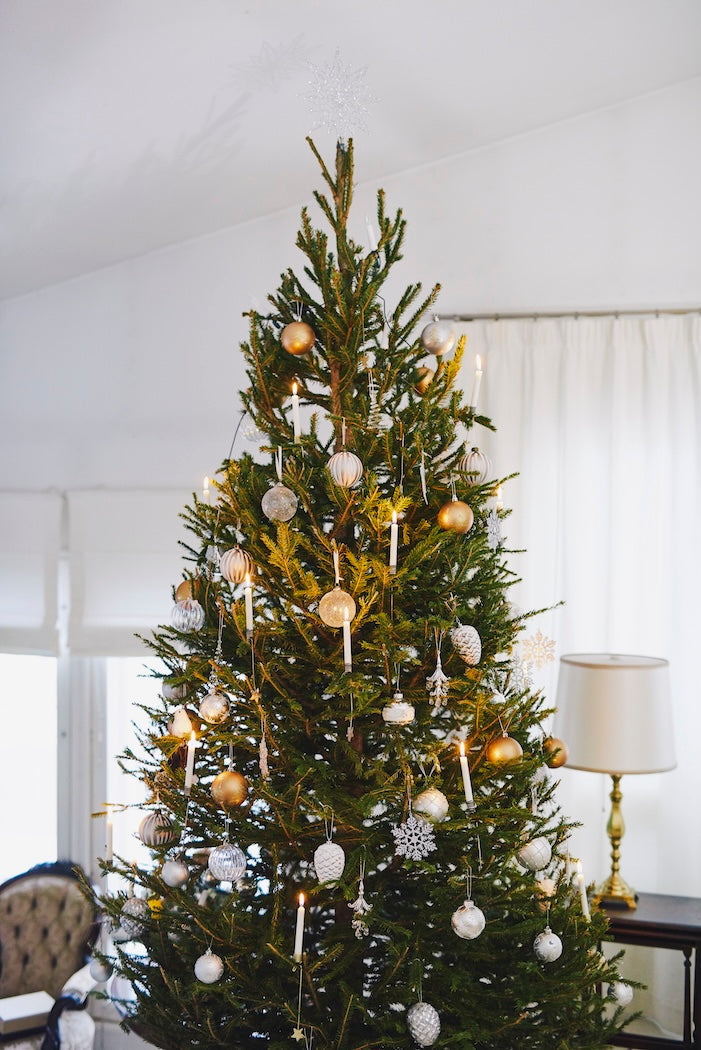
[0,862,97,998]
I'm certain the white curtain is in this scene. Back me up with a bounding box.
[459,314,701,1032]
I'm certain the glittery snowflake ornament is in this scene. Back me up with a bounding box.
[486,507,502,551]
[521,629,556,671]
[392,811,437,862]
[305,50,376,137]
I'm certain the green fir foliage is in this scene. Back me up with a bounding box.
[95,139,629,1049]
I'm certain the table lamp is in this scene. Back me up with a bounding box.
[553,653,675,909]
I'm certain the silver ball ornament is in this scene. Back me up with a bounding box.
[194,949,224,984]
[420,319,456,357]
[413,787,449,822]
[261,482,298,522]
[171,598,205,632]
[451,899,486,940]
[534,926,563,963]
[162,679,187,700]
[609,981,634,1006]
[89,957,114,982]
[161,858,189,888]
[327,449,364,488]
[120,896,150,939]
[208,841,246,882]
[313,840,346,883]
[199,689,230,724]
[517,836,553,872]
[406,1001,441,1046]
[318,586,356,628]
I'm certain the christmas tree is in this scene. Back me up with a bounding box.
[94,139,630,1049]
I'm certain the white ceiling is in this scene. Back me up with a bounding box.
[2,0,700,300]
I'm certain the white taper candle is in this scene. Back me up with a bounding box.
[459,741,476,810]
[244,572,254,638]
[470,355,483,409]
[343,611,352,673]
[291,382,301,443]
[105,805,113,864]
[293,892,305,960]
[184,731,198,794]
[575,861,591,921]
[389,511,398,575]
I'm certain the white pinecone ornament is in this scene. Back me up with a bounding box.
[451,899,486,940]
[450,623,482,665]
[314,840,346,883]
[407,1001,441,1046]
[517,835,553,872]
[534,926,563,963]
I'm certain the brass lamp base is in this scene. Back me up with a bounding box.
[591,872,637,910]
[591,773,638,910]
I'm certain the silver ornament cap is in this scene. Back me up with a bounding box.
[313,840,346,883]
[407,1001,441,1046]
[534,926,563,963]
[413,787,449,822]
[451,899,486,940]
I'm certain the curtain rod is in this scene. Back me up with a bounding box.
[440,307,701,322]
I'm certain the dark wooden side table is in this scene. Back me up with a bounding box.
[602,893,701,1049]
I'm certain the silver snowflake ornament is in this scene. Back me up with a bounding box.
[305,50,376,137]
[391,813,437,861]
[486,508,502,551]
[521,629,556,671]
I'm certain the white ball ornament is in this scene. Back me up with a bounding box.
[327,449,364,488]
[406,1001,441,1046]
[89,957,114,982]
[208,841,246,883]
[139,810,178,848]
[261,482,298,522]
[313,840,346,883]
[161,858,189,888]
[171,598,205,632]
[120,897,150,939]
[534,926,563,963]
[381,691,415,725]
[199,689,230,724]
[609,981,634,1006]
[517,836,553,872]
[451,899,486,940]
[194,949,224,984]
[450,623,482,665]
[413,787,449,822]
[220,546,254,584]
[457,446,492,484]
[420,318,456,357]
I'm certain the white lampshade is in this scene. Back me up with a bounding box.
[553,653,676,775]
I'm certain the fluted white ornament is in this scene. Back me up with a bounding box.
[327,449,364,488]
[451,899,486,940]
[450,623,482,665]
[171,598,205,632]
[313,840,346,883]
[413,787,449,822]
[534,926,563,963]
[457,446,492,484]
[220,546,254,584]
[208,841,246,882]
[517,836,553,872]
[406,1001,441,1046]
[194,949,224,984]
[138,810,178,848]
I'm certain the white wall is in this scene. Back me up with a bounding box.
[1,78,699,493]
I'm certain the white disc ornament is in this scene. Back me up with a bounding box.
[382,690,415,725]
[220,546,254,584]
[517,836,553,872]
[457,446,492,484]
[139,810,178,848]
[450,623,482,665]
[451,899,486,940]
[406,1001,441,1046]
[314,840,346,883]
[161,858,189,888]
[318,586,356,628]
[199,688,230,725]
[420,318,456,357]
[120,896,150,939]
[413,787,449,822]
[261,482,298,522]
[609,981,634,1006]
[208,841,246,882]
[89,957,114,982]
[534,926,563,963]
[194,949,224,984]
[171,598,205,632]
[327,449,364,488]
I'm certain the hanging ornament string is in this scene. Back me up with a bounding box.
[450,474,458,501]
[259,711,269,779]
[346,692,355,742]
[420,449,429,505]
[398,422,405,492]
[275,446,284,482]
[341,417,347,447]
[465,866,474,902]
[332,540,341,585]
[426,628,450,707]
[476,835,483,870]
[294,300,303,322]
[323,809,335,844]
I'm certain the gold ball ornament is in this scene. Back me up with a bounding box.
[414,366,435,395]
[220,546,254,585]
[485,732,523,765]
[175,578,201,602]
[211,769,248,808]
[318,586,356,628]
[281,321,315,356]
[544,736,569,768]
[437,498,474,534]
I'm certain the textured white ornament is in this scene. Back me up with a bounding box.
[199,689,230,724]
[517,836,553,872]
[318,586,356,628]
[420,318,456,356]
[261,482,298,522]
[171,598,205,632]
[392,813,437,861]
[382,691,415,725]
[220,546,254,584]
[487,508,502,551]
[194,949,224,984]
[450,623,482,665]
[349,877,372,939]
[413,787,449,822]
[208,841,246,882]
[609,981,634,1006]
[457,447,492,483]
[534,926,563,962]
[89,956,114,982]
[169,705,192,737]
[406,1001,441,1046]
[161,858,189,888]
[138,810,178,848]
[327,449,364,488]
[313,840,346,883]
[451,899,486,940]
[120,896,150,939]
